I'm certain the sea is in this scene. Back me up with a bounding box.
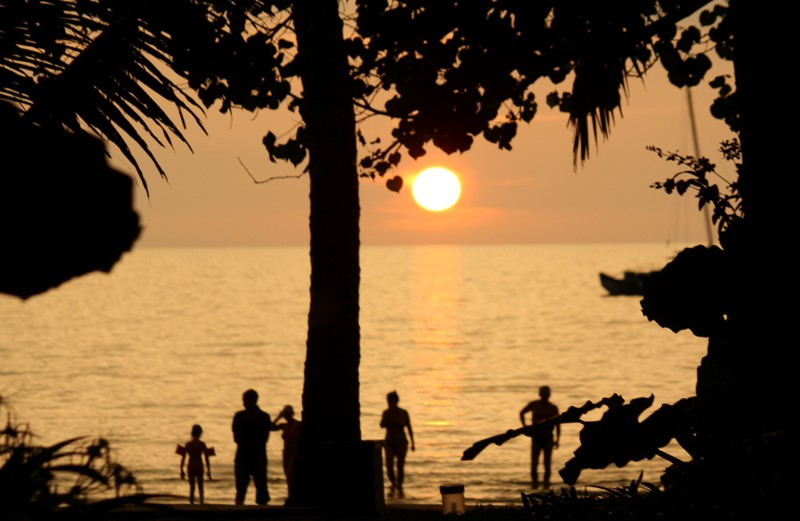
[0,243,707,507]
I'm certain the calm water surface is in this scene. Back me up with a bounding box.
[1,243,706,506]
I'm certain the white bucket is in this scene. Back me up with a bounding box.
[439,483,466,514]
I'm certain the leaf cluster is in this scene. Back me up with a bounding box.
[356,130,403,190]
[463,394,697,486]
[648,139,743,250]
[160,1,732,185]
[1,1,735,191]
[264,127,306,166]
[467,391,791,518]
[165,1,295,114]
[346,0,729,178]
[558,395,696,486]
[642,140,743,335]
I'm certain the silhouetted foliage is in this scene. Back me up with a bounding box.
[641,245,732,337]
[0,102,140,299]
[348,0,727,173]
[464,394,696,486]
[0,0,256,297]
[471,389,791,518]
[649,139,743,251]
[642,140,745,341]
[165,1,730,182]
[559,396,696,486]
[0,395,156,521]
[0,0,220,191]
[520,466,789,521]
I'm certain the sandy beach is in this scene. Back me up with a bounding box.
[107,503,485,521]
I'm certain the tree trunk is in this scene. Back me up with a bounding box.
[694,0,794,489]
[288,0,364,507]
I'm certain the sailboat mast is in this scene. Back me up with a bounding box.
[686,87,715,247]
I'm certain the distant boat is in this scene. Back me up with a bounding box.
[599,270,652,296]
[599,88,712,297]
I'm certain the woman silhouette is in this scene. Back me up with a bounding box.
[380,391,415,497]
[271,405,301,496]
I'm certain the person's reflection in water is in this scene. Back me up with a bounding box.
[519,385,560,489]
[232,389,272,505]
[380,391,415,497]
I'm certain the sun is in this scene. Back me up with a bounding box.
[411,167,462,212]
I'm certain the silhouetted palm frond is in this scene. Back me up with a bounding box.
[0,0,207,193]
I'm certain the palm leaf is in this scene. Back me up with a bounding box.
[1,0,207,192]
[47,463,110,486]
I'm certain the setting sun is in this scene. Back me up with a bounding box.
[411,167,462,212]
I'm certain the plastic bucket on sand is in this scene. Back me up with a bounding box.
[439,483,466,514]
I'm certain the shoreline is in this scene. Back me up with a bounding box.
[107,503,473,521]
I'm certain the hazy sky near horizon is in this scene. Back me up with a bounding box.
[115,63,734,249]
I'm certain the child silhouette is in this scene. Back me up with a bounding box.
[177,424,214,504]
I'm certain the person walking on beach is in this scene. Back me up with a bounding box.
[519,385,560,489]
[232,389,272,505]
[271,404,302,497]
[380,391,415,497]
[178,424,213,504]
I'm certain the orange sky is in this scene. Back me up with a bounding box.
[118,63,734,248]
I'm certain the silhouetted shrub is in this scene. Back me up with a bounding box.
[0,394,151,521]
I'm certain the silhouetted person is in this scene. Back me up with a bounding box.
[380,391,415,497]
[519,385,560,489]
[232,389,271,505]
[179,424,213,504]
[271,405,301,497]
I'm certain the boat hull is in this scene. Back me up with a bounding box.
[599,271,650,296]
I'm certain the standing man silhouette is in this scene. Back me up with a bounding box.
[232,389,272,505]
[519,385,560,489]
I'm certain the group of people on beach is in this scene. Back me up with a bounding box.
[177,389,300,505]
[177,385,558,504]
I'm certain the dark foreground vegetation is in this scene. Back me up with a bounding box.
[0,395,156,521]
